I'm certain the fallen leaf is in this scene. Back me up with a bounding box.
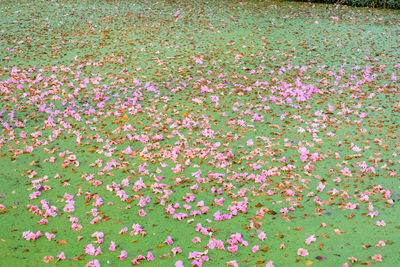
[42,256,54,263]
[56,240,68,245]
[316,256,327,261]
[261,246,269,252]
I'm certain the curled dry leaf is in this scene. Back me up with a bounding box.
[42,256,54,263]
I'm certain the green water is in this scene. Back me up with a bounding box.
[0,0,399,266]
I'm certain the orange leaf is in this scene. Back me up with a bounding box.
[261,246,269,252]
[56,240,68,245]
[70,254,86,261]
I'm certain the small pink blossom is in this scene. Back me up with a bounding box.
[69,217,79,223]
[22,230,41,241]
[91,232,104,239]
[38,219,48,225]
[85,244,96,255]
[258,231,266,241]
[138,209,146,216]
[119,227,128,235]
[305,235,316,245]
[226,260,238,267]
[95,246,102,256]
[71,223,82,231]
[45,232,56,241]
[376,220,386,227]
[109,241,116,251]
[348,257,358,263]
[146,252,154,261]
[57,252,66,261]
[297,248,309,257]
[85,259,100,267]
[372,254,382,262]
[172,246,183,256]
[216,240,225,250]
[227,245,238,253]
[207,239,216,249]
[376,240,386,247]
[192,237,201,243]
[165,236,173,245]
[119,250,127,260]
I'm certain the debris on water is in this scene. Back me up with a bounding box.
[316,256,327,261]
